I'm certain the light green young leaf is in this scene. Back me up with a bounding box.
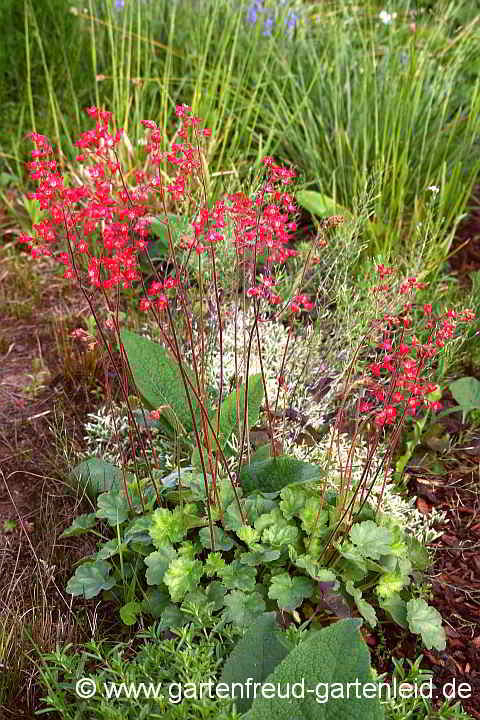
[204,552,226,577]
[406,598,446,651]
[66,560,115,599]
[268,573,313,611]
[237,525,261,546]
[298,497,329,537]
[149,506,194,547]
[164,557,203,602]
[376,572,408,599]
[144,546,177,585]
[350,521,392,560]
[120,601,142,626]
[96,492,129,527]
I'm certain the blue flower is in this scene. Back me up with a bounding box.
[285,10,298,31]
[262,14,275,36]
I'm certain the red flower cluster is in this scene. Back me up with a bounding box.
[359,265,476,428]
[22,105,313,316]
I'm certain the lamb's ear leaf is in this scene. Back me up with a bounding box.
[244,619,384,720]
[220,612,290,714]
[120,328,203,434]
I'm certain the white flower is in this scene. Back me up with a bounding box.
[378,10,397,25]
[427,185,440,194]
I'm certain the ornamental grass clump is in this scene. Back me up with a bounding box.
[20,106,476,646]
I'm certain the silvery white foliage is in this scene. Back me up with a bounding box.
[83,403,132,465]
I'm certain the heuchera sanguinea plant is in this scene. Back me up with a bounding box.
[19,105,476,505]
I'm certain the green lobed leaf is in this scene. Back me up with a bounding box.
[96,538,128,560]
[298,497,329,537]
[149,505,199,547]
[66,560,116,599]
[268,573,314,611]
[96,492,129,527]
[199,525,234,551]
[141,587,170,618]
[240,548,281,566]
[349,521,393,560]
[61,513,98,538]
[406,598,446,651]
[222,590,266,627]
[262,523,298,548]
[220,613,290,714]
[220,560,257,592]
[244,619,384,720]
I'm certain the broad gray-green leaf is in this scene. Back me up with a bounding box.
[220,613,290,714]
[296,190,351,219]
[406,598,446,650]
[70,458,129,499]
[66,560,115,599]
[96,492,129,526]
[144,546,177,585]
[241,456,324,495]
[449,377,480,421]
[217,374,264,456]
[345,581,378,627]
[379,594,408,629]
[244,619,384,720]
